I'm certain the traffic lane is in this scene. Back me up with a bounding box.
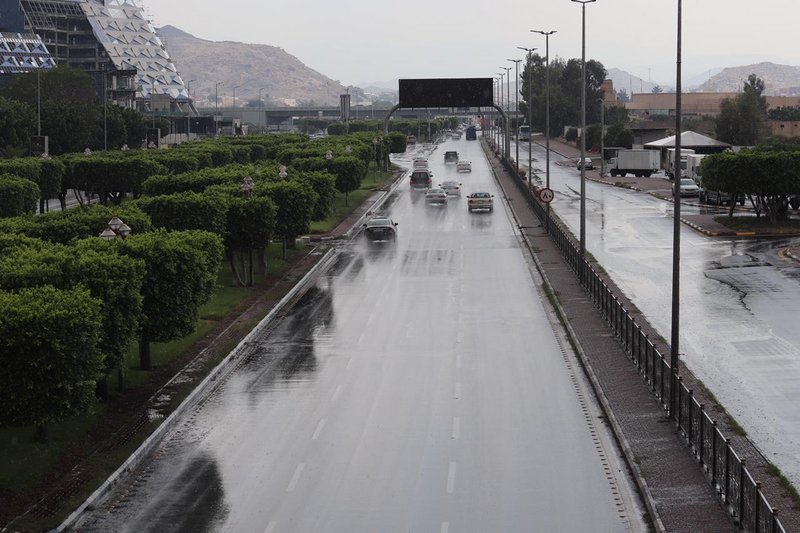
[76,137,638,532]
[523,141,800,486]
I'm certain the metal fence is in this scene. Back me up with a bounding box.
[508,169,786,533]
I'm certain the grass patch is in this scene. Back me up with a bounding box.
[713,216,800,234]
[310,166,395,234]
[766,463,800,507]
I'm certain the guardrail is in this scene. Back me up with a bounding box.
[505,163,786,533]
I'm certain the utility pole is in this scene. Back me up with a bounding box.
[507,58,522,173]
[670,0,683,420]
[186,79,195,140]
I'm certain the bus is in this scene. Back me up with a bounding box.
[518,125,531,142]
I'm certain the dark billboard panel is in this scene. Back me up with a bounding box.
[399,78,493,108]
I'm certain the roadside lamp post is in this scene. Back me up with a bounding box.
[670,0,683,420]
[502,66,511,162]
[215,81,224,136]
[232,85,241,135]
[259,87,266,133]
[497,72,506,157]
[571,0,595,262]
[507,58,522,173]
[37,68,41,137]
[532,30,556,194]
[241,175,255,197]
[494,78,500,149]
[186,79,195,140]
[517,46,537,187]
[598,98,605,177]
[99,216,132,240]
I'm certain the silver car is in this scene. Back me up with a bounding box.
[439,181,462,197]
[425,188,448,205]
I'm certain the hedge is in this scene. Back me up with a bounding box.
[135,191,229,235]
[0,174,40,218]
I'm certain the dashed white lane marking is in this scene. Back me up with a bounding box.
[264,521,277,533]
[312,419,327,440]
[287,463,305,492]
[446,462,457,494]
[456,330,463,343]
[452,417,461,440]
[357,332,366,346]
[456,355,462,369]
[441,522,450,533]
[346,357,354,369]
[331,384,343,402]
[454,383,461,399]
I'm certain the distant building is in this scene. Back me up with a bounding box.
[625,91,800,119]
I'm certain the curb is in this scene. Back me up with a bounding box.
[481,139,666,533]
[59,246,339,532]
[680,217,720,237]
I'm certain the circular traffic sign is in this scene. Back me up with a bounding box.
[538,187,555,203]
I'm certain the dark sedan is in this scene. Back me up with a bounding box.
[363,216,398,243]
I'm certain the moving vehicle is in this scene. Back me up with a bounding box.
[406,135,417,144]
[518,125,531,142]
[465,126,477,140]
[413,157,429,170]
[666,148,696,180]
[576,158,594,170]
[444,151,459,164]
[679,178,701,197]
[410,170,433,189]
[363,216,398,243]
[467,191,494,212]
[790,194,800,210]
[425,188,448,205]
[457,161,472,172]
[608,149,660,178]
[439,181,462,197]
[686,154,708,183]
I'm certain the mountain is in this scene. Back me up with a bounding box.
[157,25,365,107]
[606,68,662,97]
[694,62,800,95]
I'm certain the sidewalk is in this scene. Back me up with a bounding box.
[484,139,800,532]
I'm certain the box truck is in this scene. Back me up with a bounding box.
[608,149,660,177]
[665,148,696,180]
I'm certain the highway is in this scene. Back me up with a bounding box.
[74,136,645,532]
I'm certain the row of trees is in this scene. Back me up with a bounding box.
[0,131,393,434]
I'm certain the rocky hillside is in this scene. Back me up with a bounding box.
[695,62,800,95]
[607,67,659,96]
[158,25,364,107]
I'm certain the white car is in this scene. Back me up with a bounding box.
[439,181,462,197]
[425,188,448,205]
[679,178,701,197]
[457,161,472,172]
[413,157,428,170]
[467,192,494,212]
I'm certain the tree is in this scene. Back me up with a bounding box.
[0,96,35,157]
[0,174,39,218]
[604,124,634,149]
[0,286,103,437]
[768,106,800,121]
[651,85,664,94]
[225,196,277,286]
[122,230,223,370]
[617,88,630,103]
[715,74,768,146]
[260,180,316,257]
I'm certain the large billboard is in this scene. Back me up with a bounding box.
[399,78,493,108]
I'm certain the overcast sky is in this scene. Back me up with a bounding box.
[143,0,798,87]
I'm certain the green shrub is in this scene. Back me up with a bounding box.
[0,174,40,218]
[135,191,228,235]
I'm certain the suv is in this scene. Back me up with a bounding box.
[576,158,594,170]
[444,151,459,164]
[410,169,432,189]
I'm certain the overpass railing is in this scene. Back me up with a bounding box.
[504,160,786,533]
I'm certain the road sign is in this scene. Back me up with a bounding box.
[539,187,555,203]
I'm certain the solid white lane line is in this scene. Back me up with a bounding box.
[452,417,461,440]
[287,463,305,492]
[264,521,277,533]
[441,522,450,533]
[331,384,343,402]
[454,383,461,399]
[446,462,457,494]
[312,418,327,441]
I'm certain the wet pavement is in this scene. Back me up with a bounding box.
[73,139,645,532]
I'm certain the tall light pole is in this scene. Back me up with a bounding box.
[215,81,223,136]
[518,46,537,186]
[502,66,512,162]
[598,98,605,176]
[508,58,522,172]
[232,85,241,135]
[186,79,195,140]
[258,87,266,133]
[571,0,595,260]
[37,68,41,136]
[102,66,107,151]
[497,73,505,152]
[532,30,556,195]
[670,0,683,420]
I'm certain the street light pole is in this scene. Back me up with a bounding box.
[532,30,556,195]
[186,79,195,140]
[37,68,41,136]
[215,81,223,136]
[497,73,505,152]
[103,66,107,151]
[259,87,266,133]
[599,99,605,176]
[232,85,241,135]
[572,0,595,261]
[502,66,512,162]
[508,58,522,173]
[670,0,683,420]
[518,46,538,187]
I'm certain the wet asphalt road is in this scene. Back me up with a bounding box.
[513,139,800,487]
[75,138,643,532]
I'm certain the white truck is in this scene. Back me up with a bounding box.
[665,148,696,180]
[608,149,660,178]
[685,154,708,183]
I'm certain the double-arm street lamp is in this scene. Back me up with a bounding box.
[517,46,537,186]
[501,66,512,162]
[571,0,595,262]
[215,81,224,136]
[531,30,556,195]
[507,58,522,172]
[259,87,266,133]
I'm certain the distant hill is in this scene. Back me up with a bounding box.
[158,25,364,107]
[695,62,800,95]
[606,68,660,97]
